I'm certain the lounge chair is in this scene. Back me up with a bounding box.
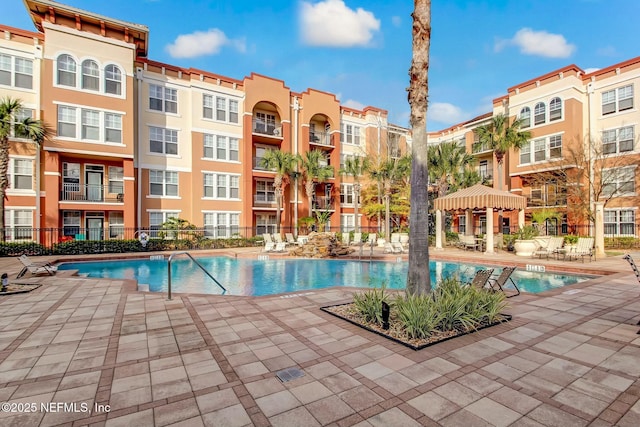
[384,240,402,254]
[458,234,479,251]
[273,242,287,252]
[341,233,350,246]
[390,233,407,253]
[533,236,563,259]
[367,233,377,247]
[567,237,595,262]
[273,234,285,245]
[487,266,520,297]
[350,232,363,246]
[17,255,57,279]
[466,268,495,290]
[262,233,275,252]
[285,233,296,246]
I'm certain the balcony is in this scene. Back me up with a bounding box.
[472,142,492,154]
[253,157,276,172]
[60,184,124,203]
[309,131,333,147]
[313,196,334,210]
[254,194,277,206]
[526,196,568,207]
[252,119,283,138]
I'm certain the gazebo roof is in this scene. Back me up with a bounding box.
[433,184,526,211]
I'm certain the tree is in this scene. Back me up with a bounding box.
[340,156,370,232]
[476,113,531,191]
[379,156,411,239]
[406,0,432,295]
[261,149,296,234]
[0,97,47,240]
[298,149,334,219]
[427,140,477,197]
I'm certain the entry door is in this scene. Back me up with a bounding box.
[86,218,103,241]
[86,170,103,201]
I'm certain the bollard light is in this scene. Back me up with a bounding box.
[1,273,8,292]
[381,301,390,330]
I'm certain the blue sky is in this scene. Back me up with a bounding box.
[4,0,640,130]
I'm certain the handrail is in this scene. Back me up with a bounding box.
[167,251,226,299]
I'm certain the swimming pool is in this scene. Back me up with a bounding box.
[57,256,592,296]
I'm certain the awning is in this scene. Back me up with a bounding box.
[433,184,527,211]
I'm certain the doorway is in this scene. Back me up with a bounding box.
[86,216,104,240]
[85,165,104,202]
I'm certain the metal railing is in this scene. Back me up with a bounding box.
[313,196,334,210]
[472,142,491,153]
[60,183,123,203]
[309,131,333,147]
[167,251,226,300]
[252,119,282,137]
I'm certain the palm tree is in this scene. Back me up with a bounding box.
[427,141,476,197]
[475,113,531,191]
[298,149,334,220]
[261,149,296,234]
[0,98,47,240]
[406,0,431,295]
[339,156,370,232]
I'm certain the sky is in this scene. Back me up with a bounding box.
[4,0,640,130]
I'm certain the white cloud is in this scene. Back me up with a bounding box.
[342,99,366,110]
[429,102,466,125]
[299,0,380,47]
[166,29,246,58]
[495,28,575,59]
[391,16,402,27]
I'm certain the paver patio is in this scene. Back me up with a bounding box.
[0,248,639,426]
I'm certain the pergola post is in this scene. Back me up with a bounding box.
[595,202,605,257]
[435,209,443,250]
[465,210,473,235]
[485,207,494,254]
[518,209,525,229]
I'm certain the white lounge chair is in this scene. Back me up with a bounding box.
[262,233,275,252]
[350,232,363,246]
[285,233,296,246]
[533,236,563,259]
[17,255,57,278]
[341,233,350,246]
[567,237,595,262]
[367,233,377,246]
[390,233,407,253]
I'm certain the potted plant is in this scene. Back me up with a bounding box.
[513,225,540,257]
[564,235,578,251]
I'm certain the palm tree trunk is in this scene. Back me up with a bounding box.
[0,138,9,241]
[384,186,391,239]
[274,186,283,234]
[406,0,431,295]
[353,182,361,232]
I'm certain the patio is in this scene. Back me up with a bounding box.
[0,249,639,426]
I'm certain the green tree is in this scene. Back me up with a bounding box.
[427,141,476,197]
[298,149,334,219]
[406,0,432,295]
[0,97,47,240]
[261,149,296,233]
[379,156,411,239]
[475,113,531,191]
[339,155,370,232]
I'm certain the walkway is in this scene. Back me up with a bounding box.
[0,249,639,426]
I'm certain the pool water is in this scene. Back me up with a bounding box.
[57,257,592,297]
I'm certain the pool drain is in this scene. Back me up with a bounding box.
[276,367,305,383]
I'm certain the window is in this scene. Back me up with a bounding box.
[149,84,177,113]
[340,184,354,205]
[602,84,634,115]
[520,142,531,164]
[255,180,275,202]
[204,173,239,199]
[341,123,361,145]
[534,102,546,125]
[149,170,178,196]
[204,212,240,238]
[149,127,178,155]
[604,209,635,236]
[5,209,33,240]
[216,97,226,121]
[549,97,562,121]
[57,54,77,87]
[13,108,34,138]
[1,54,33,89]
[149,211,179,237]
[203,94,214,119]
[203,94,239,123]
[520,107,531,128]
[256,214,277,235]
[458,215,466,234]
[57,106,123,143]
[520,135,562,164]
[229,100,239,123]
[478,160,490,180]
[81,60,99,91]
[8,158,33,190]
[254,112,276,134]
[63,211,81,236]
[603,166,635,197]
[0,54,10,86]
[109,212,124,238]
[108,166,124,194]
[340,214,355,232]
[534,139,546,162]
[549,135,562,159]
[105,65,122,95]
[204,134,240,161]
[63,163,80,192]
[603,126,634,154]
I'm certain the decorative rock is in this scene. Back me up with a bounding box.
[289,232,355,258]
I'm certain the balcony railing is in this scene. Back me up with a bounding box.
[526,196,568,207]
[254,194,277,205]
[472,142,491,153]
[313,196,334,210]
[60,184,124,203]
[309,131,333,147]
[253,157,276,171]
[252,119,282,137]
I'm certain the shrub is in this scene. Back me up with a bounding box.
[513,225,539,240]
[564,235,579,245]
[432,277,480,331]
[394,293,441,339]
[0,242,47,256]
[353,286,389,325]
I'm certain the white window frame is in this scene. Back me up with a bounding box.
[56,105,124,144]
[519,134,562,165]
[602,166,636,197]
[62,210,81,236]
[149,126,178,155]
[340,183,355,206]
[519,107,531,128]
[255,179,275,203]
[203,94,239,123]
[458,215,466,234]
[7,157,34,192]
[602,126,634,155]
[0,53,33,90]
[341,123,362,145]
[604,209,636,236]
[340,214,356,232]
[149,84,178,114]
[81,59,100,91]
[5,209,34,241]
[108,211,124,238]
[602,84,634,115]
[149,170,179,197]
[104,64,122,95]
[203,211,240,238]
[256,214,277,235]
[203,134,239,162]
[108,166,124,195]
[148,211,180,237]
[534,102,546,126]
[549,97,562,121]
[203,172,240,199]
[12,108,34,139]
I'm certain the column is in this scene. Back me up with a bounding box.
[594,202,605,257]
[435,209,443,250]
[485,207,494,254]
[518,209,525,229]
[465,209,473,235]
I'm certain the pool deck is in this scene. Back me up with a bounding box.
[0,247,639,426]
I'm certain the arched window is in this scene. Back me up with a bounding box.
[81,60,99,91]
[549,97,562,121]
[520,107,531,128]
[105,64,122,95]
[534,102,546,125]
[57,54,76,87]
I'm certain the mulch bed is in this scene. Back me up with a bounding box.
[0,283,42,295]
[321,302,511,350]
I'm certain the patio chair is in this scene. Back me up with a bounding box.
[384,240,402,254]
[567,237,595,262]
[273,234,285,245]
[17,255,57,279]
[487,266,520,297]
[341,233,350,246]
[459,234,479,251]
[350,232,363,246]
[390,233,407,253]
[285,233,296,246]
[262,234,275,252]
[466,268,495,290]
[273,242,287,252]
[533,236,564,259]
[367,233,377,247]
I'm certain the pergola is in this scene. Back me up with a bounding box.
[432,184,527,253]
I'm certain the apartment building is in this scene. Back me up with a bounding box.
[2,0,409,241]
[429,57,640,237]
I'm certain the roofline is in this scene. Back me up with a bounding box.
[506,64,584,94]
[582,55,640,80]
[0,23,43,40]
[428,111,492,136]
